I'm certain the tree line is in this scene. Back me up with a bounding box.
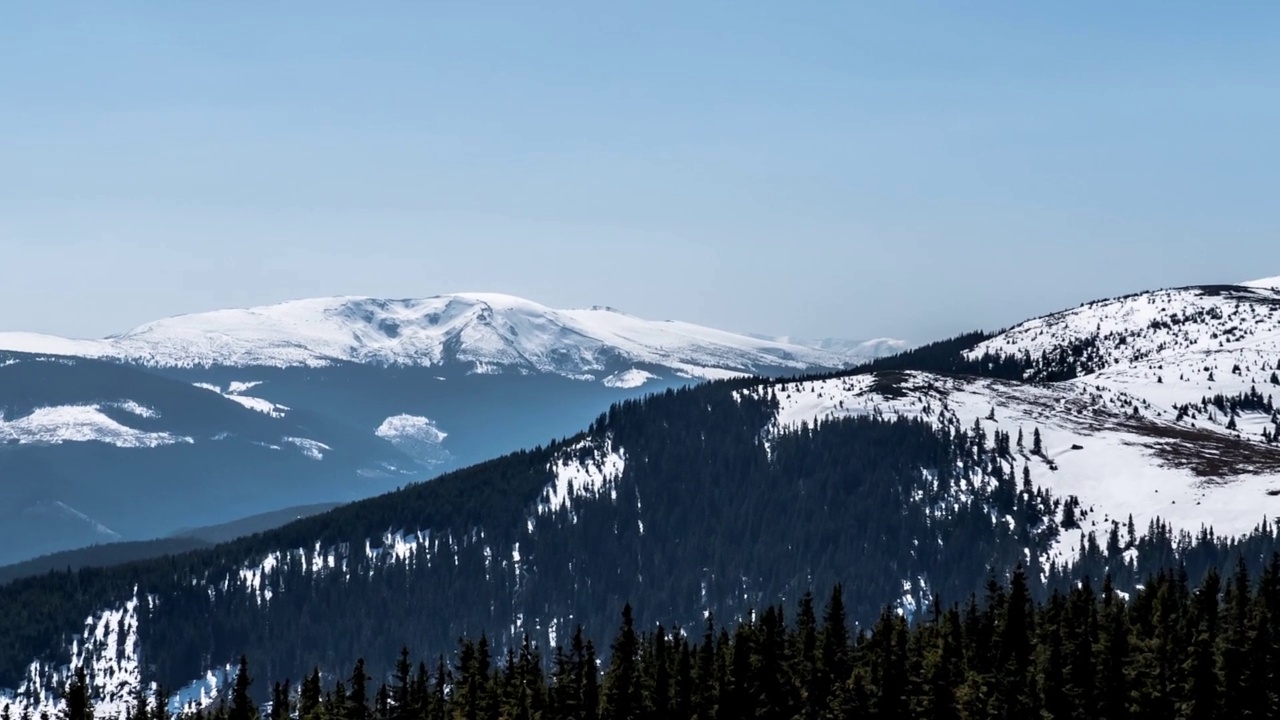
[36,555,1280,720]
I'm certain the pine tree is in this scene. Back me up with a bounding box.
[391,648,412,720]
[452,639,485,720]
[1182,569,1220,720]
[347,659,369,720]
[693,617,717,720]
[1096,576,1130,720]
[516,634,544,720]
[791,593,819,720]
[429,659,447,720]
[817,585,849,715]
[1032,427,1043,455]
[299,669,321,720]
[647,625,671,719]
[582,640,601,720]
[229,656,255,720]
[995,566,1035,717]
[62,667,93,720]
[757,606,794,718]
[869,610,909,717]
[269,682,290,720]
[601,604,641,720]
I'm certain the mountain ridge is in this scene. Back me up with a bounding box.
[0,295,902,566]
[0,293,867,377]
[4,276,1279,718]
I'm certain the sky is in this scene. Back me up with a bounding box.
[1,2,1277,344]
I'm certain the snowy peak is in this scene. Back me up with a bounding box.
[0,294,851,380]
[1242,275,1280,290]
[968,282,1280,401]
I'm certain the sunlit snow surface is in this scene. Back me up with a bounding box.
[0,404,190,447]
[748,361,1280,572]
[602,369,659,388]
[192,381,289,418]
[967,282,1280,410]
[539,437,626,516]
[282,437,330,460]
[0,293,848,378]
[376,414,448,444]
[1242,275,1280,290]
[0,596,148,720]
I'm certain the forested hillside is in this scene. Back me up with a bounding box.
[4,282,1280,717]
[48,561,1280,720]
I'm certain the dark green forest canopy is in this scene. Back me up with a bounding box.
[60,561,1280,720]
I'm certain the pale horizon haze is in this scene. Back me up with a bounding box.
[2,2,1277,344]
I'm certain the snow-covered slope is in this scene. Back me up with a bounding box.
[967,280,1280,408]
[1242,275,1280,290]
[0,403,191,448]
[0,294,849,378]
[745,276,1280,570]
[748,334,910,365]
[744,370,1280,572]
[0,596,144,720]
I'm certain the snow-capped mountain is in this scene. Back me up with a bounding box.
[4,276,1280,718]
[0,295,856,567]
[747,334,910,365]
[757,277,1280,560]
[968,279,1280,411]
[0,293,849,378]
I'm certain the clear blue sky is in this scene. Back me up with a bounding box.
[2,2,1276,343]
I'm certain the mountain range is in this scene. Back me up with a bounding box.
[0,293,899,565]
[0,293,861,372]
[3,276,1280,718]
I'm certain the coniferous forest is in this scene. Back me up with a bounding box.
[6,331,1280,718]
[39,559,1280,720]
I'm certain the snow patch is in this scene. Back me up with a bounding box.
[0,405,191,447]
[0,595,146,720]
[193,382,289,418]
[107,401,160,419]
[538,437,627,519]
[376,414,447,444]
[283,437,330,460]
[748,368,1280,575]
[602,368,659,389]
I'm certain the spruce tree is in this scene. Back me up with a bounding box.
[817,584,849,711]
[270,682,291,720]
[62,667,92,720]
[390,648,411,720]
[995,566,1035,717]
[298,670,321,720]
[601,604,641,720]
[1182,569,1220,720]
[229,656,255,720]
[790,593,819,720]
[347,659,369,720]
